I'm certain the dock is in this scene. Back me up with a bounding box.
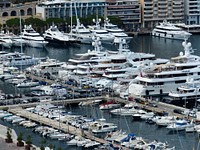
[7,107,122,149]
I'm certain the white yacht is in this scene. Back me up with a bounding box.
[3,52,41,67]
[69,18,93,44]
[129,40,200,97]
[168,78,200,107]
[21,25,48,48]
[152,20,192,40]
[103,18,132,44]
[43,24,71,45]
[166,119,194,131]
[0,32,13,48]
[90,121,118,133]
[26,58,66,78]
[88,18,115,44]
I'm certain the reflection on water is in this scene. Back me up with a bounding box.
[1,35,200,149]
[6,34,200,62]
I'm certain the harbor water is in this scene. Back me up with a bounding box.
[1,35,200,149]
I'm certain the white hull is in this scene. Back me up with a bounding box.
[152,31,191,40]
[25,40,48,48]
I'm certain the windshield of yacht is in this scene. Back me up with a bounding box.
[26,29,36,33]
[51,28,59,32]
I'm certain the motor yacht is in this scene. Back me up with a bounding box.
[152,20,192,40]
[3,53,41,67]
[21,25,48,48]
[103,18,132,44]
[90,121,118,133]
[129,40,200,97]
[69,18,93,44]
[43,24,71,45]
[166,119,194,131]
[0,32,13,48]
[88,18,115,44]
[168,78,200,108]
[99,101,121,110]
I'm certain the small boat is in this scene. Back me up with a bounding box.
[16,80,40,88]
[155,116,177,127]
[91,122,118,133]
[166,119,194,131]
[84,141,100,148]
[99,101,121,110]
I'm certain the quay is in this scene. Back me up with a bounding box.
[7,107,123,149]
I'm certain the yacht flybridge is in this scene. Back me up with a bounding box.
[103,18,132,44]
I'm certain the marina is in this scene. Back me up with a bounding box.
[1,34,200,149]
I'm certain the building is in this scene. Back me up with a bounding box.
[36,0,106,20]
[140,0,184,29]
[184,0,200,25]
[0,1,37,25]
[106,0,141,31]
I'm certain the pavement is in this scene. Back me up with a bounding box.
[0,124,39,150]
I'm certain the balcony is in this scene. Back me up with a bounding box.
[158,1,168,5]
[158,9,168,13]
[158,5,167,9]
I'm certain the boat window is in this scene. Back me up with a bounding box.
[175,80,186,84]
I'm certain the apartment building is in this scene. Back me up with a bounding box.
[141,0,184,29]
[184,0,200,25]
[106,0,141,31]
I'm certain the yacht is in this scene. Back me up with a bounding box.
[103,18,132,44]
[99,101,121,110]
[16,80,40,88]
[69,18,93,44]
[152,20,192,40]
[3,52,41,67]
[166,119,194,131]
[26,58,67,78]
[43,24,71,45]
[129,40,200,97]
[0,32,13,48]
[168,78,200,108]
[88,18,115,44]
[21,25,48,48]
[90,121,118,133]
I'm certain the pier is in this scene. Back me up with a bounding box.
[7,107,122,149]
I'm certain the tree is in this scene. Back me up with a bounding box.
[25,135,32,150]
[17,132,24,147]
[106,16,123,28]
[46,18,65,26]
[5,127,13,143]
[6,18,22,28]
[25,17,46,27]
[40,139,47,150]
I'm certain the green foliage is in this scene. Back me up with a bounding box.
[106,16,123,27]
[6,127,12,140]
[25,17,46,27]
[65,16,77,25]
[25,135,32,146]
[57,147,63,150]
[17,132,23,142]
[6,18,24,27]
[5,127,13,143]
[46,18,65,26]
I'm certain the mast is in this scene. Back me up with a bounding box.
[19,10,23,72]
